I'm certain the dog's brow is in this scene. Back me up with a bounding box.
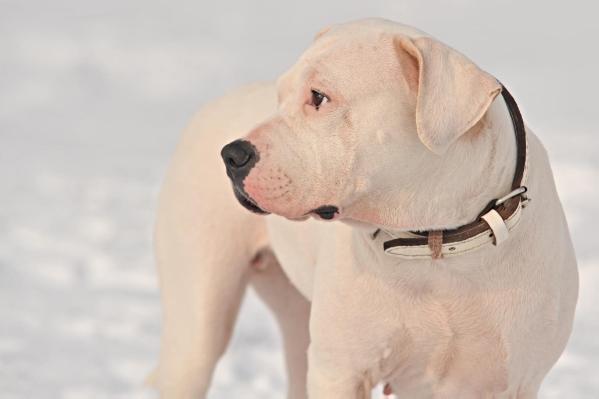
[303,68,336,97]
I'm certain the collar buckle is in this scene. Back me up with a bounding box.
[495,186,528,207]
[480,186,529,247]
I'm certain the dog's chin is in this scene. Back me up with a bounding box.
[233,186,269,215]
[287,214,311,222]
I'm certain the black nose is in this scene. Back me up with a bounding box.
[221,140,257,178]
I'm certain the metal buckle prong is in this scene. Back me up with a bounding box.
[495,186,528,207]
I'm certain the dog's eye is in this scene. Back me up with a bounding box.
[310,89,329,110]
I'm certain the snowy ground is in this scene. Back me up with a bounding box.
[1,1,598,398]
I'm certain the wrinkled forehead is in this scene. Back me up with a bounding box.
[277,29,397,99]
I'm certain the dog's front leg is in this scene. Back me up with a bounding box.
[306,243,375,399]
[307,348,373,399]
[250,249,310,399]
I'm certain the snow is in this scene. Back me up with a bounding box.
[1,1,597,398]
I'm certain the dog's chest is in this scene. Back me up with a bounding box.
[376,289,510,396]
[364,268,509,397]
[267,218,513,393]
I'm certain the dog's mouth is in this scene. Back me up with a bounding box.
[233,185,269,215]
[231,184,338,220]
[310,205,339,220]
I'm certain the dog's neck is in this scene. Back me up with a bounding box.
[348,94,517,235]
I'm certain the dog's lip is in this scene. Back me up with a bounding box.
[233,185,270,215]
[309,205,339,220]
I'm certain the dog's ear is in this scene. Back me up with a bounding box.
[396,36,501,154]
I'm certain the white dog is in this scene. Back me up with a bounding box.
[153,19,578,398]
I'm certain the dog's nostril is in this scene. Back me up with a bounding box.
[221,140,255,169]
[226,153,249,168]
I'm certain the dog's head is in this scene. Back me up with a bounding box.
[222,19,501,229]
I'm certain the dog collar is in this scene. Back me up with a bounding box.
[380,84,530,259]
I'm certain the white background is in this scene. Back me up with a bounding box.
[1,1,597,398]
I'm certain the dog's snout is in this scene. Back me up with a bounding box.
[221,140,258,179]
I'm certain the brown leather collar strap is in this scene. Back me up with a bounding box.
[383,84,529,257]
[502,84,527,191]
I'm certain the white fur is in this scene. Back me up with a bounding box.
[154,19,578,399]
